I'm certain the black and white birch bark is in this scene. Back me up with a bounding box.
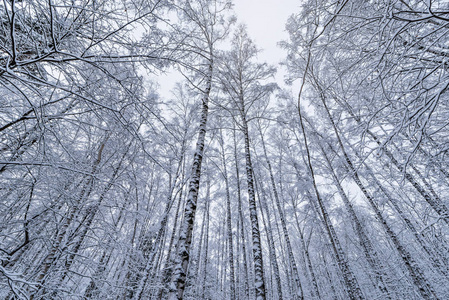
[170,63,213,300]
[218,128,236,299]
[319,92,439,300]
[258,126,304,300]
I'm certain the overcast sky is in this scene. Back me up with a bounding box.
[232,0,302,92]
[156,0,300,97]
[233,0,300,66]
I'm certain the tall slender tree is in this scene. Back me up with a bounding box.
[169,1,234,299]
[218,25,277,300]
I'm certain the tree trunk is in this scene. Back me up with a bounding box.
[171,62,213,300]
[201,180,211,299]
[30,138,107,299]
[296,77,365,299]
[233,127,250,300]
[320,93,438,300]
[255,175,283,300]
[258,127,304,300]
[334,96,449,225]
[317,139,392,299]
[219,128,236,299]
[240,114,267,300]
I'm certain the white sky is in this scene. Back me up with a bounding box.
[233,0,301,66]
[155,0,301,97]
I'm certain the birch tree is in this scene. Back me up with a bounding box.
[168,1,234,299]
[218,25,277,300]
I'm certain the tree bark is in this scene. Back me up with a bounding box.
[171,62,213,300]
[319,93,438,300]
[219,128,236,299]
[240,114,267,300]
[258,127,304,300]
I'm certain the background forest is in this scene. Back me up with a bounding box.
[1,0,449,299]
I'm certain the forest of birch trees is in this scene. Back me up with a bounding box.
[1,0,449,299]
